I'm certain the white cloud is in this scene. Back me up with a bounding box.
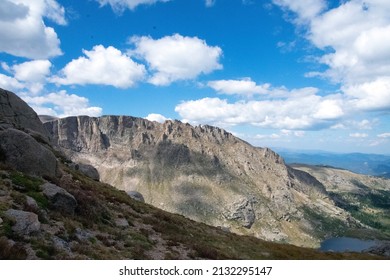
[95,0,170,13]
[208,78,271,96]
[273,0,326,22]
[0,0,65,59]
[130,34,223,86]
[354,119,374,130]
[177,79,348,130]
[349,133,368,138]
[343,77,390,111]
[52,45,146,88]
[1,60,52,95]
[205,0,216,7]
[255,133,281,139]
[208,79,319,97]
[44,0,67,25]
[145,113,169,123]
[0,73,24,91]
[378,133,390,138]
[12,60,52,83]
[22,90,102,117]
[274,0,390,111]
[175,90,345,130]
[312,98,344,120]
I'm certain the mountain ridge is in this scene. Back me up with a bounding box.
[274,149,390,178]
[44,114,369,247]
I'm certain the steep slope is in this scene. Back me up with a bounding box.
[291,164,390,238]
[44,115,363,247]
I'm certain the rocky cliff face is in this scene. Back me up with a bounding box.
[44,115,362,246]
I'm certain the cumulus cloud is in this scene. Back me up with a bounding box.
[208,78,319,97]
[12,60,52,83]
[52,45,146,88]
[22,90,103,117]
[0,0,65,59]
[343,77,390,111]
[0,73,24,92]
[0,60,52,94]
[145,113,169,123]
[378,133,390,138]
[130,34,223,86]
[175,90,345,130]
[208,78,271,96]
[273,0,390,114]
[95,0,170,13]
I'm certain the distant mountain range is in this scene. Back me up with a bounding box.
[273,149,390,178]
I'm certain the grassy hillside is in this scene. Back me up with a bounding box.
[0,161,382,260]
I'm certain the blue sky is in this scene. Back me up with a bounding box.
[1,0,390,154]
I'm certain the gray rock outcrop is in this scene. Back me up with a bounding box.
[4,209,41,235]
[224,196,257,229]
[41,183,77,215]
[0,88,58,177]
[0,128,57,177]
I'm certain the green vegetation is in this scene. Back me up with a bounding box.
[302,206,347,239]
[10,172,42,192]
[329,190,390,237]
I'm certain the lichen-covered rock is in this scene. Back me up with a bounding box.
[4,209,40,235]
[41,183,77,215]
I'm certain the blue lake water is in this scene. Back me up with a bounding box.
[319,237,378,252]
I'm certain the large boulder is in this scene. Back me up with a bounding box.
[0,88,48,139]
[0,88,58,177]
[127,191,145,202]
[4,209,41,235]
[0,128,57,177]
[41,183,77,215]
[71,163,100,181]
